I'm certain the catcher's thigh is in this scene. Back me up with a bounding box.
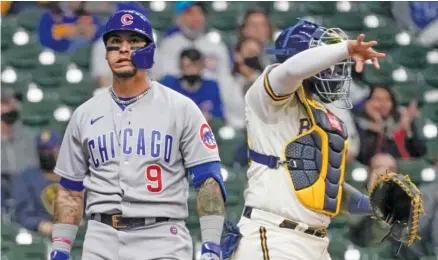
[231,217,331,260]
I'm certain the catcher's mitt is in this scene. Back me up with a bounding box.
[369,170,425,253]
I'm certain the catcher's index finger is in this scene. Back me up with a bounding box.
[356,34,365,45]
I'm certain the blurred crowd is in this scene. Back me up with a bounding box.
[1,1,438,260]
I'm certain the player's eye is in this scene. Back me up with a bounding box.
[130,38,140,43]
[109,38,121,44]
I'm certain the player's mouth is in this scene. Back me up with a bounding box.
[115,58,132,66]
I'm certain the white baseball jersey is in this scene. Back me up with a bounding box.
[244,65,331,227]
[54,80,220,218]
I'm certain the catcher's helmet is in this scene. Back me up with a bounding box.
[266,19,353,109]
[103,10,155,70]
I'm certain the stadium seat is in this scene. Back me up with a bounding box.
[70,46,91,70]
[390,45,430,70]
[4,243,47,260]
[21,100,59,128]
[423,65,438,88]
[392,82,427,106]
[270,11,315,30]
[425,138,438,162]
[1,16,18,51]
[421,102,438,123]
[216,128,246,167]
[325,12,367,31]
[330,214,350,229]
[365,27,398,51]
[58,80,95,108]
[148,11,174,31]
[361,2,393,16]
[1,69,33,100]
[397,158,434,185]
[207,11,238,31]
[16,8,45,32]
[327,236,351,259]
[2,41,42,70]
[304,2,337,15]
[362,60,396,85]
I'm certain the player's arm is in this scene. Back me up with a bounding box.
[265,41,350,99]
[193,163,226,244]
[340,182,373,215]
[50,110,88,259]
[180,99,227,259]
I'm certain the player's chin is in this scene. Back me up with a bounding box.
[113,68,136,79]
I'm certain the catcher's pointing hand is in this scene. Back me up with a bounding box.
[348,34,386,73]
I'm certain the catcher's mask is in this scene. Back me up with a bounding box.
[266,19,353,109]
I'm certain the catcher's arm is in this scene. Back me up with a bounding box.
[341,182,373,215]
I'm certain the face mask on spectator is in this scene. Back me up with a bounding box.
[244,56,263,71]
[181,74,202,85]
[1,110,19,125]
[181,26,204,41]
[39,153,57,171]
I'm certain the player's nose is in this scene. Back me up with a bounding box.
[119,40,131,53]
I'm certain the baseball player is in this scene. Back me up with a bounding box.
[222,19,386,260]
[50,10,226,260]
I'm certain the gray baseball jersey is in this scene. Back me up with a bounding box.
[54,80,220,219]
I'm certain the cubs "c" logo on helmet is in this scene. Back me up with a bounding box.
[121,14,134,25]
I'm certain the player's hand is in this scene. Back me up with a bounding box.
[50,250,70,260]
[200,242,221,260]
[347,34,386,73]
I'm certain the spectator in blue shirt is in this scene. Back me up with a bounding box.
[12,129,63,235]
[160,48,224,122]
[38,1,103,53]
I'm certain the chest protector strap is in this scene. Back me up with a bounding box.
[248,87,349,217]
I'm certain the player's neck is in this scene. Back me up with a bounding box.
[112,72,150,98]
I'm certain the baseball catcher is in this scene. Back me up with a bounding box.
[220,18,424,260]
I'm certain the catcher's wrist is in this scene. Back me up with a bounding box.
[52,223,78,253]
[348,192,372,215]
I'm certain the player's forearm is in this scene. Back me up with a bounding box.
[53,186,84,225]
[341,182,373,215]
[268,41,349,95]
[196,177,225,244]
[196,177,225,216]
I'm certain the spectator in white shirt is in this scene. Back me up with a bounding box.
[153,1,243,129]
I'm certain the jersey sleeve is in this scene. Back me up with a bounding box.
[180,100,221,169]
[54,110,88,182]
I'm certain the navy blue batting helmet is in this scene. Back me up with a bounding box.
[266,19,353,109]
[103,10,155,70]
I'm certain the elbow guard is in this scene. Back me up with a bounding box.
[189,161,227,201]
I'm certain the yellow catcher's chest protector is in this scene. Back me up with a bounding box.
[283,87,349,217]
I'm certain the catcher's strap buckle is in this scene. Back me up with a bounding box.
[248,148,295,169]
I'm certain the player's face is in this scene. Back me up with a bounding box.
[105,31,147,79]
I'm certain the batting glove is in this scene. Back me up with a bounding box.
[200,242,221,260]
[50,250,70,260]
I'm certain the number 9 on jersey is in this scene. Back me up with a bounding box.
[145,165,163,193]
